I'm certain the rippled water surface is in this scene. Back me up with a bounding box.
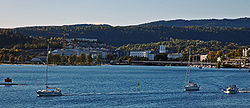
[0,65,250,107]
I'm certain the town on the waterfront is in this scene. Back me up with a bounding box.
[0,36,249,69]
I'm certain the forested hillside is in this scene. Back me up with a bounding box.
[0,29,61,49]
[141,17,250,28]
[14,25,250,46]
[0,29,33,48]
[119,38,245,54]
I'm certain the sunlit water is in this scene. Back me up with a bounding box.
[0,65,250,107]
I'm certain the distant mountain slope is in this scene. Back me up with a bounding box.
[140,18,250,28]
[0,29,33,48]
[14,25,250,46]
[63,24,112,27]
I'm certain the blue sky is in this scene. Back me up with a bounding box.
[1,0,250,28]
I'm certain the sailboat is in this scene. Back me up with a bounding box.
[184,48,200,91]
[37,45,62,97]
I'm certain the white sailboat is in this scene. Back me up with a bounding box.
[184,48,200,91]
[37,45,62,97]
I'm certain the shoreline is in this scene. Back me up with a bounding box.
[0,63,249,69]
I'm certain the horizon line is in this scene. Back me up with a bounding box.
[1,16,249,29]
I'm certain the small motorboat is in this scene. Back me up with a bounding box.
[222,85,238,94]
[37,86,62,97]
[184,81,200,91]
[5,77,12,83]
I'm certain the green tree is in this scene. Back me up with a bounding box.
[86,54,92,65]
[17,55,24,63]
[127,58,132,64]
[106,53,112,62]
[61,55,67,65]
[76,55,81,65]
[9,55,15,64]
[236,49,242,57]
[52,54,61,64]
[118,57,122,64]
[208,51,216,62]
[0,54,3,62]
[71,55,77,65]
[155,53,168,61]
[96,54,101,64]
[247,50,250,57]
[80,53,86,65]
[68,55,77,65]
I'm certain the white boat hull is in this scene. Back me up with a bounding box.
[222,85,238,94]
[184,86,200,91]
[223,90,237,94]
[37,90,62,97]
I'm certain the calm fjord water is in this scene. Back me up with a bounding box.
[0,65,250,107]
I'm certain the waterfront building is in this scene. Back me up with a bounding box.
[242,48,250,57]
[51,49,83,56]
[66,38,98,42]
[148,52,157,61]
[167,53,184,59]
[130,50,151,58]
[159,45,166,53]
[200,54,208,61]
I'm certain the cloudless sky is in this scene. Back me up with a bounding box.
[1,0,250,28]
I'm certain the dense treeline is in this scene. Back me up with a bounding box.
[119,38,247,54]
[14,25,250,46]
[0,29,62,49]
[141,17,250,28]
[48,53,94,65]
[0,29,33,48]
[119,38,250,64]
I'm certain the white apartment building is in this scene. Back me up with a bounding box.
[66,38,98,42]
[148,53,156,61]
[159,45,166,53]
[243,48,250,57]
[200,54,208,61]
[51,49,83,56]
[130,50,151,58]
[167,53,184,59]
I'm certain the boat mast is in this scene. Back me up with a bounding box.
[185,48,191,85]
[187,48,191,83]
[45,45,49,90]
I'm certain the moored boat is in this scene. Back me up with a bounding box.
[37,45,62,97]
[184,81,200,91]
[223,85,238,94]
[37,87,62,96]
[184,48,200,91]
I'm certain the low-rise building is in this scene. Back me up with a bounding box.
[31,57,47,64]
[217,57,222,62]
[200,54,208,61]
[148,52,157,61]
[159,45,166,53]
[167,53,184,59]
[243,48,250,57]
[130,50,151,58]
[51,49,83,56]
